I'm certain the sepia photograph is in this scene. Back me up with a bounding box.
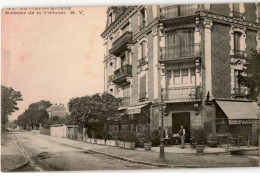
[1,0,260,172]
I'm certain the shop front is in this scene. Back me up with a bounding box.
[215,99,259,145]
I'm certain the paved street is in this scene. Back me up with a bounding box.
[2,132,158,171]
[1,131,259,172]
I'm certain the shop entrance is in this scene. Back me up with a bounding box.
[172,112,190,142]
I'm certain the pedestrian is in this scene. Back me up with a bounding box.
[179,125,186,149]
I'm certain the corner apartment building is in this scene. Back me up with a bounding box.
[101,3,260,144]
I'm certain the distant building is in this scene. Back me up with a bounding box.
[46,104,68,119]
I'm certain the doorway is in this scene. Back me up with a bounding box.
[172,112,191,142]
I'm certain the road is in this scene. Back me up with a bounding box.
[9,131,158,171]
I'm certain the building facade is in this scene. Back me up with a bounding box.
[46,104,68,119]
[101,3,260,144]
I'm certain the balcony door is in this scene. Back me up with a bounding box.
[165,29,194,59]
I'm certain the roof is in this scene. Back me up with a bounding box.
[216,100,260,120]
[47,104,67,112]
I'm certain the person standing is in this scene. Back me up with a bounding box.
[179,125,186,149]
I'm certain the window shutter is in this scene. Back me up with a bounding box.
[139,75,147,99]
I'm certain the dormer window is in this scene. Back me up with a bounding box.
[108,11,115,26]
[139,8,146,31]
[232,3,244,19]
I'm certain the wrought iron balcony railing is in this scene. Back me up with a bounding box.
[112,64,132,82]
[119,97,131,108]
[162,86,201,102]
[109,31,132,56]
[233,87,246,96]
[108,75,114,82]
[160,5,198,19]
[233,50,245,57]
[160,44,200,61]
[138,57,147,66]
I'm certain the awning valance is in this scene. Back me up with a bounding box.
[216,100,260,121]
[126,104,148,115]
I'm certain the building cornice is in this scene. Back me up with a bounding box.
[101,6,139,39]
[199,11,260,31]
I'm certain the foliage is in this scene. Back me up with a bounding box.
[1,85,23,125]
[151,129,160,146]
[240,50,260,102]
[143,125,151,143]
[17,100,52,129]
[123,132,136,142]
[68,92,121,132]
[191,128,207,145]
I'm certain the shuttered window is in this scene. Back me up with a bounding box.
[139,75,147,100]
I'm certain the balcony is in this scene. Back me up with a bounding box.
[138,57,148,67]
[232,87,246,97]
[160,44,200,62]
[112,64,132,84]
[119,97,131,108]
[109,31,132,56]
[162,86,201,102]
[108,75,114,82]
[233,49,246,58]
[160,5,198,20]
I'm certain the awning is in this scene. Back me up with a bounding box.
[216,100,260,124]
[126,104,148,115]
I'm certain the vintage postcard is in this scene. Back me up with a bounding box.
[1,2,260,172]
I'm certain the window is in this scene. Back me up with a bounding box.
[190,68,195,83]
[139,75,147,100]
[173,70,181,85]
[234,32,242,51]
[181,69,189,84]
[233,3,240,13]
[120,54,126,67]
[165,29,195,59]
[232,3,243,19]
[166,70,172,87]
[170,68,195,86]
[139,8,146,30]
[141,41,146,59]
[234,69,243,88]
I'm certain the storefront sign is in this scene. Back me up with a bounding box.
[127,108,141,114]
[228,119,257,125]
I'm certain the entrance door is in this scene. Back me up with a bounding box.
[172,112,190,142]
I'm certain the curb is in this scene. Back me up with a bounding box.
[36,134,201,168]
[5,160,30,172]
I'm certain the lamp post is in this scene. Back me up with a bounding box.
[159,100,166,160]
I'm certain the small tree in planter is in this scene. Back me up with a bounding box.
[143,125,152,151]
[192,128,207,153]
[124,132,136,150]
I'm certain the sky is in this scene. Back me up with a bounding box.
[1,7,107,120]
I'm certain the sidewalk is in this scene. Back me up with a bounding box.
[35,132,259,168]
[1,133,29,172]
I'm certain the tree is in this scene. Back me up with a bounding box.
[240,50,260,102]
[17,100,52,129]
[1,85,23,125]
[68,92,121,132]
